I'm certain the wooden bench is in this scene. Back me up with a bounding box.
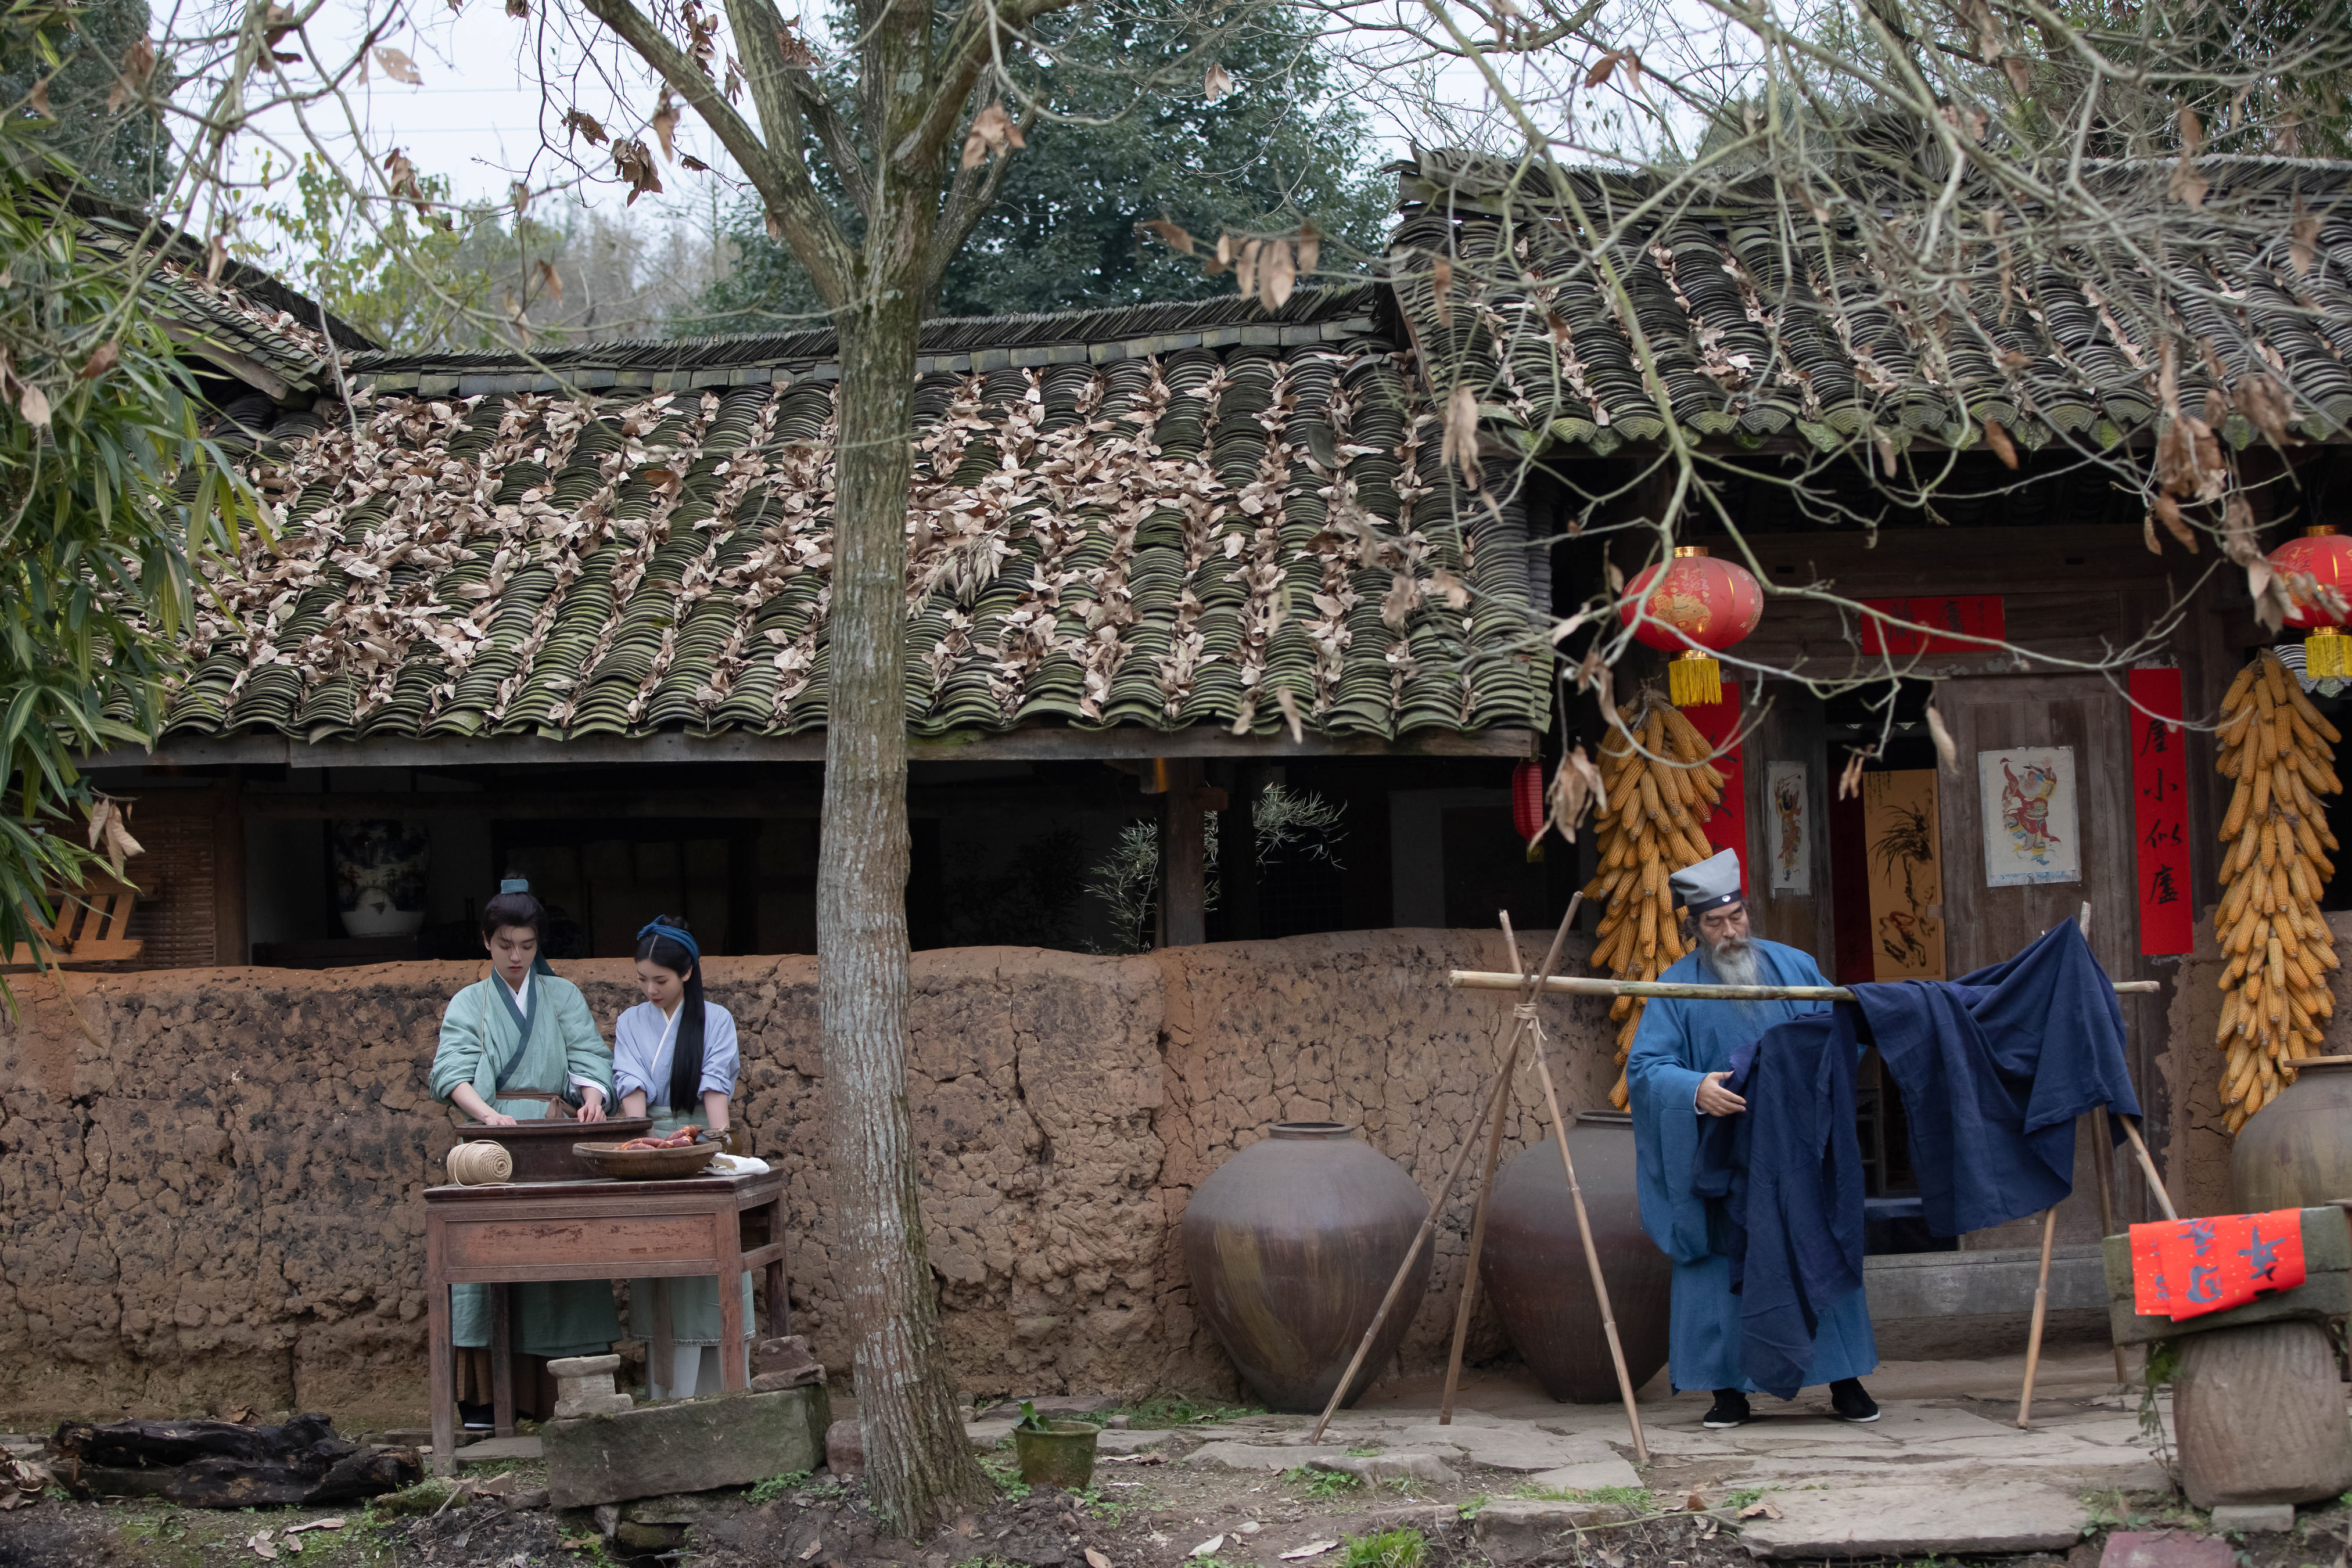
[7,879,144,965]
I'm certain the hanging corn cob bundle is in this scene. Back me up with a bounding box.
[1586,692,1729,1107]
[2214,650,2343,1132]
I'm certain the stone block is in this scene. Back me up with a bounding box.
[1094,1428,1172,1454]
[548,1354,622,1379]
[2102,1530,2236,1568]
[552,1390,635,1420]
[2210,1505,2297,1534]
[454,1436,542,1466]
[751,1368,825,1392]
[826,1418,863,1476]
[1185,1441,1350,1471]
[543,1386,830,1508]
[1520,1457,1646,1492]
[1735,1481,2087,1558]
[1308,1451,1455,1485]
[1474,1499,1638,1565]
[752,1336,816,1373]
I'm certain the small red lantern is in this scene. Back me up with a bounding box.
[1618,545,1764,707]
[1513,758,1546,859]
[2270,525,2352,678]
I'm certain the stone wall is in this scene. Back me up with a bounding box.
[0,929,1608,1428]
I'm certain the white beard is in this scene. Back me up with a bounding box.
[1704,938,1762,988]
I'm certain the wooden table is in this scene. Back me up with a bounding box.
[425,1169,789,1474]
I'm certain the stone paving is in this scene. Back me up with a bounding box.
[969,1347,2186,1558]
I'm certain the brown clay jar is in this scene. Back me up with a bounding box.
[2231,1058,2352,1212]
[1479,1111,1672,1401]
[1180,1121,1430,1412]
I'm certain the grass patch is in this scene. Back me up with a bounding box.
[1287,1464,1362,1501]
[1723,1488,1768,1513]
[1507,1483,1656,1511]
[748,1469,811,1504]
[1340,1527,1426,1568]
[1117,1396,1263,1429]
[1346,1445,1384,1457]
[979,1452,1031,1499]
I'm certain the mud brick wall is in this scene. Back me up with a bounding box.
[0,928,1606,1428]
[2159,909,2352,1218]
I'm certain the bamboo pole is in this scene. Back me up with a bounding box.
[1437,926,1534,1426]
[1305,900,1581,1446]
[2121,1117,2178,1221]
[1504,912,1650,1465]
[2015,1206,2059,1428]
[2089,1105,2127,1384]
[1448,971,2163,999]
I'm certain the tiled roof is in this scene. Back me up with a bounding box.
[69,195,375,396]
[1392,148,2352,457]
[164,286,1550,746]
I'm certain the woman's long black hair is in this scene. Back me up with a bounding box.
[636,915,705,1113]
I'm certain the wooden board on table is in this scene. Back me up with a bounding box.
[2102,1206,2352,1346]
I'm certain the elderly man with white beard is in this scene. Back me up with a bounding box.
[1624,848,1881,1430]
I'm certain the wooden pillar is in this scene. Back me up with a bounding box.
[1160,759,1208,949]
[1220,764,1261,941]
[213,775,247,967]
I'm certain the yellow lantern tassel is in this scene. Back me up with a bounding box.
[2308,628,2351,679]
[1669,650,1723,706]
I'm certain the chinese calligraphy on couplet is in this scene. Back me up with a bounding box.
[1859,595,2006,656]
[2131,1210,2308,1321]
[2130,667,2193,955]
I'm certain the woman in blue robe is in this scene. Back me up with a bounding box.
[1625,850,1879,1428]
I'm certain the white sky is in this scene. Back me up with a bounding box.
[208,0,1500,224]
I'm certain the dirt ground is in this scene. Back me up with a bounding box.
[0,1416,2343,1568]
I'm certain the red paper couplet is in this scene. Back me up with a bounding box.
[2128,1209,2307,1322]
[2129,667,2194,956]
[1859,595,2006,656]
[1682,682,1748,893]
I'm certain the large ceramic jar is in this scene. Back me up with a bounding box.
[2232,1058,2352,1213]
[1480,1111,1672,1401]
[1181,1122,1430,1413]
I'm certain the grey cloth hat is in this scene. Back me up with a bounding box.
[1668,848,1744,914]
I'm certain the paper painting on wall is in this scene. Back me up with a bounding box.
[1979,746,2081,886]
[1863,769,1945,980]
[1766,761,1810,894]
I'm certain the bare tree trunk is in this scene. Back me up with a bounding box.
[816,275,992,1536]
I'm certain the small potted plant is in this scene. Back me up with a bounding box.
[1011,1400,1099,1491]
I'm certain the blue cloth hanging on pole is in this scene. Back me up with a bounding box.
[1690,919,2139,1397]
[1857,919,2139,1237]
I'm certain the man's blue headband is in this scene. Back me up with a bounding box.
[637,920,701,965]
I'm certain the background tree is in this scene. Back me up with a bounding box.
[237,153,739,350]
[0,37,255,979]
[690,0,1388,329]
[533,0,1321,1530]
[0,0,173,206]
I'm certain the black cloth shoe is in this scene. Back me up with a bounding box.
[458,1401,495,1432]
[1701,1389,1751,1429]
[1829,1378,1880,1422]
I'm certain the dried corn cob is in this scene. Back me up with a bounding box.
[2214,650,2341,1132]
[1586,692,1729,1107]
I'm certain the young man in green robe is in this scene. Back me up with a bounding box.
[430,887,620,1426]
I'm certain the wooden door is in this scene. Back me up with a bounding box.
[1927,674,2164,1245]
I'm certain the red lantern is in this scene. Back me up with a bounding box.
[2270,526,2352,678]
[1513,758,1546,859]
[1618,545,1764,707]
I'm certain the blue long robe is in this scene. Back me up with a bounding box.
[1625,939,1878,1395]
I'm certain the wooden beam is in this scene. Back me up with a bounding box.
[1162,760,1208,948]
[212,778,247,966]
[84,725,1541,772]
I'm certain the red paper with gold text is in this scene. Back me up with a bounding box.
[1683,683,1747,893]
[2130,667,2194,955]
